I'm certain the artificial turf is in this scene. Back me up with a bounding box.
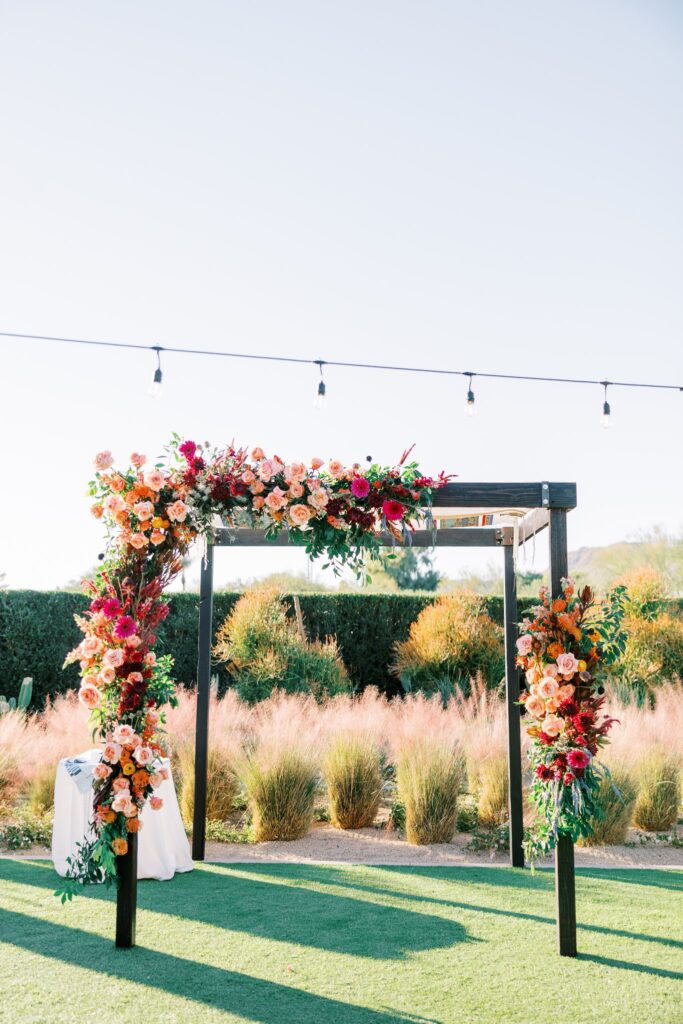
[0,859,681,1024]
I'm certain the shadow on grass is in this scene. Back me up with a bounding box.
[574,867,683,893]
[0,908,441,1024]
[226,863,683,952]
[579,953,683,981]
[0,859,472,961]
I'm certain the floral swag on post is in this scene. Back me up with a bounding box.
[59,437,449,896]
[516,579,626,861]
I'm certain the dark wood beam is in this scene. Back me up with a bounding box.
[432,482,576,510]
[503,544,524,868]
[213,527,510,548]
[192,543,214,862]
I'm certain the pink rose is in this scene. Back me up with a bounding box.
[104,494,126,514]
[130,452,147,468]
[288,483,304,499]
[525,696,545,718]
[94,451,114,471]
[241,470,256,485]
[258,460,274,482]
[127,671,144,684]
[133,746,153,766]
[133,500,155,522]
[149,796,164,811]
[130,533,148,550]
[93,763,112,780]
[103,649,125,668]
[149,772,163,789]
[159,767,170,781]
[125,635,142,649]
[537,676,559,699]
[265,492,286,511]
[112,793,130,813]
[308,490,329,511]
[144,469,165,492]
[78,683,101,709]
[99,666,116,685]
[556,652,579,677]
[516,634,533,655]
[328,459,344,477]
[544,664,559,678]
[113,723,135,744]
[83,637,103,655]
[166,500,188,523]
[143,652,157,667]
[112,777,130,792]
[311,457,324,470]
[102,741,122,763]
[542,714,564,737]
[289,504,313,527]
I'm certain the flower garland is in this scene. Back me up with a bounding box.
[516,579,626,860]
[58,438,449,896]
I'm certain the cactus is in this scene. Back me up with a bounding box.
[0,677,32,715]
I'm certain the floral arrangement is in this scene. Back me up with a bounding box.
[58,437,448,896]
[516,579,626,860]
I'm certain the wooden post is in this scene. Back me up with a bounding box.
[503,543,524,868]
[192,542,214,861]
[115,833,137,948]
[549,508,577,957]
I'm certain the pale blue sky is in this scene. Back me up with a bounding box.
[0,1,681,590]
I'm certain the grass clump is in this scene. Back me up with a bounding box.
[632,749,681,832]
[240,747,319,841]
[396,739,462,844]
[577,766,638,846]
[324,734,382,829]
[177,744,239,827]
[392,590,504,696]
[473,754,509,827]
[213,586,351,702]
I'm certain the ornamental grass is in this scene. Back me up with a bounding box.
[632,748,681,832]
[396,738,463,844]
[324,733,383,829]
[576,765,638,846]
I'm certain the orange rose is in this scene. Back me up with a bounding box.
[126,818,142,833]
[91,504,104,519]
[547,642,564,659]
[551,599,566,613]
[112,838,128,856]
[132,770,150,787]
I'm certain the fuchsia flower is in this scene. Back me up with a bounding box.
[102,598,122,620]
[114,616,136,639]
[178,440,197,460]
[382,499,405,521]
[567,749,590,770]
[351,477,370,499]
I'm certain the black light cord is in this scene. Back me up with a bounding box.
[0,329,681,392]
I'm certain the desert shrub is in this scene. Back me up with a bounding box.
[324,734,382,829]
[26,763,57,815]
[0,809,53,851]
[176,745,239,826]
[391,591,504,695]
[632,749,681,832]
[396,738,463,844]
[213,587,351,702]
[612,614,683,700]
[241,748,319,841]
[0,711,31,808]
[577,766,637,846]
[474,754,509,827]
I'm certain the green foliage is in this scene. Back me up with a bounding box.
[632,750,681,832]
[466,823,510,852]
[392,591,505,695]
[213,587,351,702]
[396,740,463,844]
[240,748,319,842]
[380,548,441,592]
[203,817,253,843]
[455,795,479,832]
[324,734,383,829]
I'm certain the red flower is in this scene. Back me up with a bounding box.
[567,749,590,770]
[537,731,556,746]
[563,772,575,786]
[351,477,371,499]
[535,764,554,781]
[382,499,405,521]
[572,710,594,733]
[114,615,136,639]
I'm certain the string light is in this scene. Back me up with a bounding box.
[314,360,326,408]
[148,346,163,399]
[601,381,611,429]
[0,331,680,426]
[465,372,476,416]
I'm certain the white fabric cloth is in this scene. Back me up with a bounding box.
[52,748,193,881]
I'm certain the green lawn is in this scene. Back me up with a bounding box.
[0,860,681,1024]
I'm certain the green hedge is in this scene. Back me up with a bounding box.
[0,589,540,707]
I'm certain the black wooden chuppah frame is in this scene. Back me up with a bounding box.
[182,481,577,955]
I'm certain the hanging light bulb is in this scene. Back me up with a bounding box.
[314,360,326,408]
[465,372,476,416]
[601,381,611,429]
[148,346,163,398]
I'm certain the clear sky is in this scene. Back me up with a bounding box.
[1,1,681,591]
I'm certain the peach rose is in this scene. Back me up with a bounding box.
[127,671,144,684]
[112,777,130,792]
[556,652,579,677]
[91,504,104,519]
[113,723,135,744]
[311,457,324,470]
[525,695,546,718]
[130,452,147,468]
[308,490,329,511]
[130,533,148,550]
[83,636,103,655]
[94,450,114,471]
[166,500,188,523]
[542,714,564,737]
[103,649,125,668]
[537,676,559,699]
[133,746,153,766]
[149,772,163,789]
[150,529,166,546]
[133,500,155,522]
[144,469,165,491]
[516,634,533,655]
[250,480,265,495]
[289,504,313,527]
[112,793,130,813]
[556,684,575,700]
[121,800,138,819]
[104,494,126,514]
[93,763,112,780]
[525,667,541,684]
[103,741,122,763]
[258,460,275,482]
[112,837,128,856]
[149,796,164,811]
[125,635,142,649]
[265,492,286,511]
[159,767,170,781]
[251,447,265,461]
[284,462,307,483]
[544,664,559,678]
[109,474,126,493]
[241,470,256,485]
[288,483,304,499]
[252,496,265,510]
[78,684,101,708]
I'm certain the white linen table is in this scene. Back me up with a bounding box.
[52,748,193,880]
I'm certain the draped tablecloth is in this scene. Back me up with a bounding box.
[52,748,193,880]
